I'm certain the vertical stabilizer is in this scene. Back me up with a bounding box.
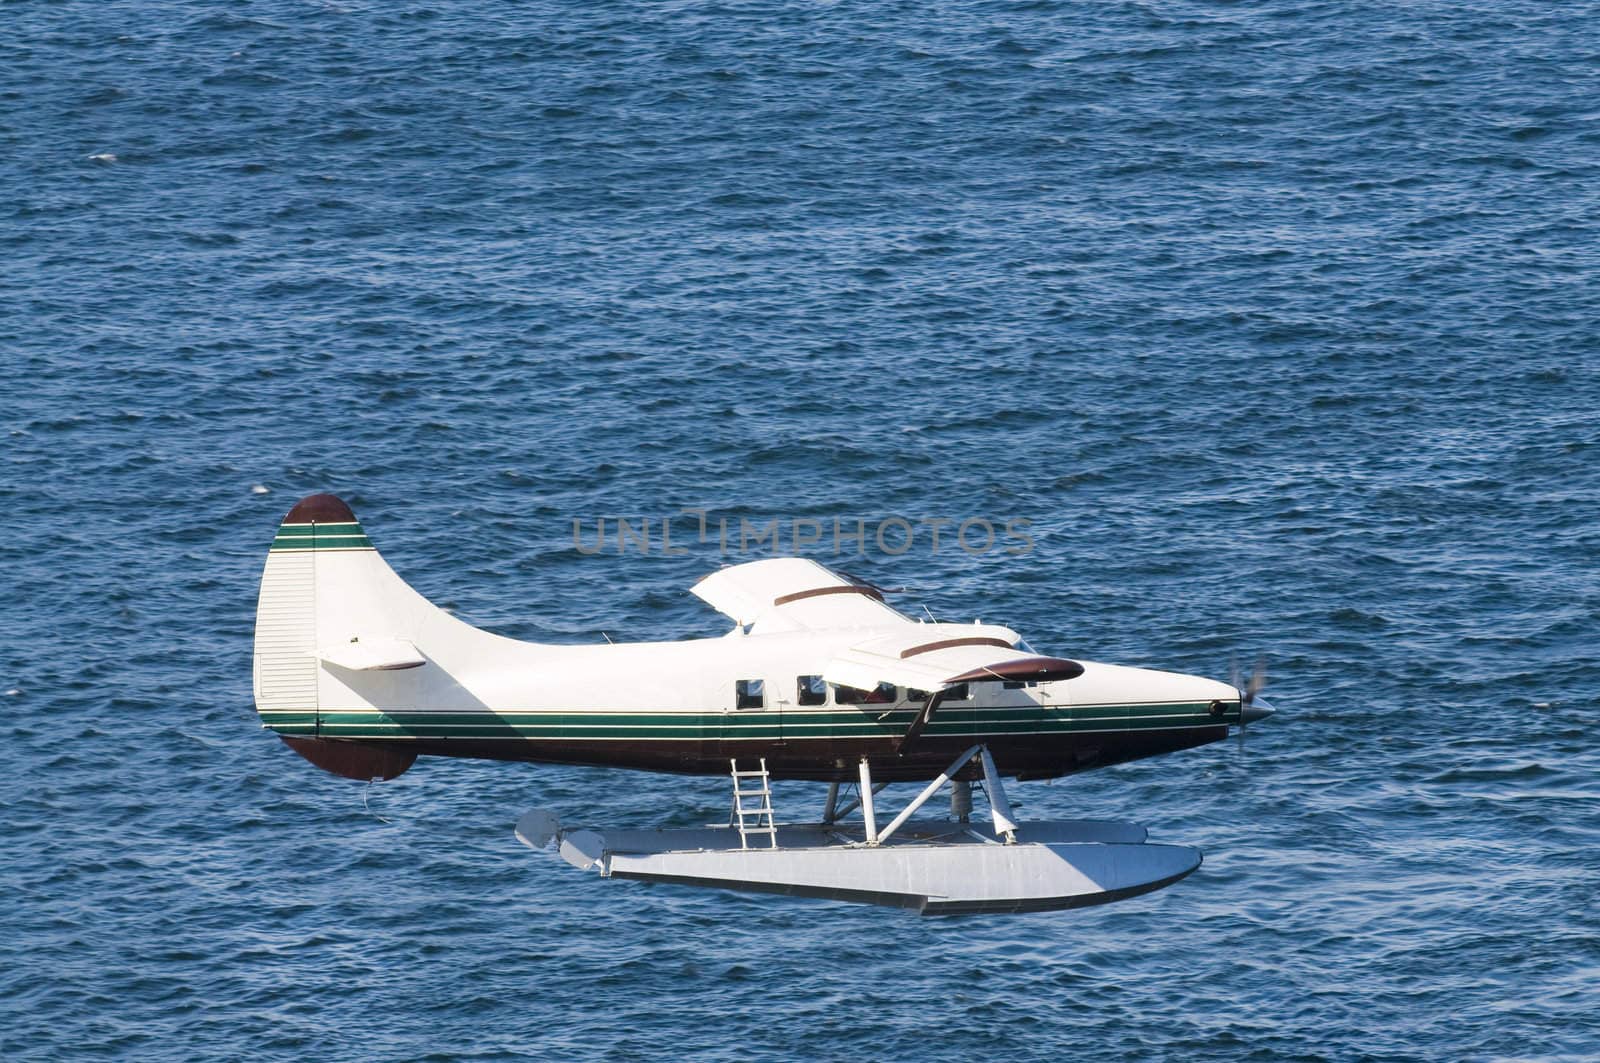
[252,493,417,781]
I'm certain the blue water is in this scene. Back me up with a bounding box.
[4,1,1598,1059]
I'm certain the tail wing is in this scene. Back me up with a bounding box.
[251,493,470,780]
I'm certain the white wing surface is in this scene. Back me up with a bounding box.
[691,557,910,631]
[816,625,1092,693]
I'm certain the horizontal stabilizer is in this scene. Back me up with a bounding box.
[319,636,426,671]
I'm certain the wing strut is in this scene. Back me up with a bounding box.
[894,688,950,756]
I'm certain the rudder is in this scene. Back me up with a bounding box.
[252,493,419,781]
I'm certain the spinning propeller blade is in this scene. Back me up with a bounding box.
[1229,655,1275,728]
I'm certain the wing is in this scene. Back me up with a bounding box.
[691,557,911,631]
[822,627,1082,692]
[692,559,1080,689]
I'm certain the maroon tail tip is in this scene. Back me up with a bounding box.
[284,493,357,524]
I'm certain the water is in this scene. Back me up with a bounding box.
[3,2,1597,1059]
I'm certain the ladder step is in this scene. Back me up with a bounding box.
[730,758,776,848]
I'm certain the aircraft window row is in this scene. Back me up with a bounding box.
[737,678,973,709]
[834,681,897,705]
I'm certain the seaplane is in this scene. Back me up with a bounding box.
[253,494,1275,914]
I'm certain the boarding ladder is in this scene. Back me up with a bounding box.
[729,758,777,849]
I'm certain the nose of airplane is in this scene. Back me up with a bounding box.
[1241,694,1276,724]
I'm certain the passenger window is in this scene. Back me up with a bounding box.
[906,688,930,702]
[944,683,970,701]
[797,675,827,706]
[735,679,765,710]
[835,681,896,705]
[1002,680,1038,690]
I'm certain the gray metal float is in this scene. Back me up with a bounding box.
[517,744,1201,915]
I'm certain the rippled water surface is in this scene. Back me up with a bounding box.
[4,2,1598,1060]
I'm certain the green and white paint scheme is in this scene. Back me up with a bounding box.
[254,494,1267,784]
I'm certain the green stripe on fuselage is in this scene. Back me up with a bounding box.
[257,702,1239,740]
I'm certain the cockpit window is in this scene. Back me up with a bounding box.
[735,679,765,709]
[797,675,827,706]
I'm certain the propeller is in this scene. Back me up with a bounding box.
[1232,655,1276,727]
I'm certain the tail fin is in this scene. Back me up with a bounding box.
[252,493,446,780]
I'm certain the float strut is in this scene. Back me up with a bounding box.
[873,743,984,846]
[822,781,840,825]
[858,758,878,844]
[830,780,889,823]
[979,746,1019,844]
